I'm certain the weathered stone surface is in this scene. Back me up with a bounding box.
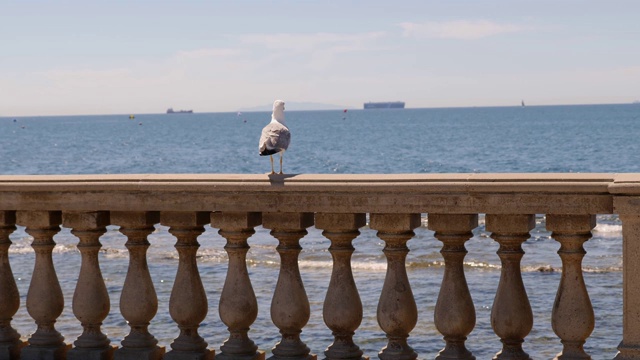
[163,348,214,360]
[0,210,16,224]
[369,213,420,232]
[263,212,314,230]
[316,213,366,360]
[428,213,478,232]
[485,214,535,233]
[111,211,160,227]
[113,211,162,360]
[548,214,596,360]
[3,173,640,359]
[0,174,615,214]
[0,210,24,360]
[63,211,113,355]
[16,210,61,227]
[21,344,71,360]
[161,211,210,227]
[430,214,478,360]
[267,214,315,360]
[18,211,66,358]
[211,211,262,229]
[67,346,116,360]
[216,212,263,360]
[372,214,419,360]
[62,211,110,229]
[163,214,210,360]
[113,346,165,360]
[546,214,596,233]
[617,214,640,359]
[487,214,535,360]
[315,213,366,231]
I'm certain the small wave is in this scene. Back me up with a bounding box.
[245,259,389,272]
[297,260,334,270]
[352,262,387,271]
[583,266,622,273]
[9,244,79,255]
[53,244,78,254]
[593,223,622,235]
[465,261,501,270]
[247,259,280,268]
[8,245,34,255]
[101,248,129,259]
[524,265,557,273]
[520,264,622,273]
[159,253,179,260]
[405,260,501,271]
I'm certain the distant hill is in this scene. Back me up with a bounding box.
[238,102,351,112]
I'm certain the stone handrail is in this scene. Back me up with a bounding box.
[1,173,639,360]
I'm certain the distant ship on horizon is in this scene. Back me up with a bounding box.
[364,101,405,109]
[167,108,193,114]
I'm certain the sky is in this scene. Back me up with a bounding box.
[1,0,639,116]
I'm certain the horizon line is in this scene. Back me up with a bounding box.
[2,101,638,118]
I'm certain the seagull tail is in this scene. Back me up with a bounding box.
[260,148,280,156]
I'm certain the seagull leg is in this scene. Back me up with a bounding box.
[269,155,276,174]
[279,152,284,174]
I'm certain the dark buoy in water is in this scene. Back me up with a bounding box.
[13,119,17,122]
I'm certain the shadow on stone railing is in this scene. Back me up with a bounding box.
[1,173,640,360]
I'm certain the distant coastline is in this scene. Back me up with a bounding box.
[364,101,405,109]
[5,101,640,118]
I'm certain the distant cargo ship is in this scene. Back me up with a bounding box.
[363,101,405,109]
[167,108,193,114]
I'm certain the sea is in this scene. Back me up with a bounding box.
[2,104,640,359]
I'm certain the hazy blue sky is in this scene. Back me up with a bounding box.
[2,0,639,115]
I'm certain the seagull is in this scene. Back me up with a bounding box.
[259,100,290,174]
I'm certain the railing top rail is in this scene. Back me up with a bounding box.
[0,172,620,187]
[1,173,638,214]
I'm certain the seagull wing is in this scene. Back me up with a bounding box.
[259,123,290,155]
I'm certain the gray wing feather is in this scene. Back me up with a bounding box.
[259,123,290,153]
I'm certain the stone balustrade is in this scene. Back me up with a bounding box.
[1,173,640,360]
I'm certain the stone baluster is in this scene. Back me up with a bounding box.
[211,212,265,360]
[0,211,24,359]
[546,214,596,360]
[615,213,640,359]
[369,213,421,360]
[16,210,68,360]
[263,212,316,360]
[111,211,165,360]
[63,211,115,360]
[486,214,535,360]
[428,214,478,360]
[315,213,367,360]
[161,211,213,360]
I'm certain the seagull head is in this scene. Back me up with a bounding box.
[272,99,285,123]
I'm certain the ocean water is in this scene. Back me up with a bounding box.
[1,104,639,359]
